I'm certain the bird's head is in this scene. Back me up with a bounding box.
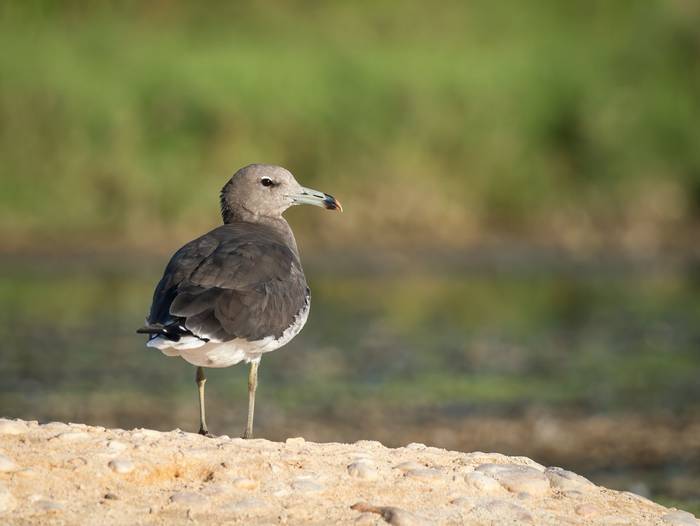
[220,164,342,223]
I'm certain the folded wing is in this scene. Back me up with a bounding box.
[140,223,308,345]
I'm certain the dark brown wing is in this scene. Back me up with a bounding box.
[141,222,308,343]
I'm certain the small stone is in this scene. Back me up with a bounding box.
[663,511,700,526]
[0,485,16,513]
[0,454,19,473]
[450,497,473,507]
[271,484,291,497]
[226,497,267,511]
[42,422,70,432]
[351,502,428,526]
[464,471,504,494]
[285,437,305,447]
[0,419,28,435]
[393,461,424,472]
[563,490,584,498]
[623,490,657,507]
[36,499,63,512]
[575,503,601,517]
[476,464,550,496]
[475,463,519,475]
[479,499,533,524]
[131,429,161,442]
[133,428,161,437]
[64,457,88,470]
[545,467,594,492]
[106,440,128,452]
[201,483,227,496]
[355,512,380,525]
[170,491,205,505]
[103,493,119,500]
[108,458,135,474]
[404,468,442,481]
[348,461,378,481]
[405,443,426,450]
[292,479,323,493]
[354,440,384,449]
[231,477,259,490]
[54,431,90,442]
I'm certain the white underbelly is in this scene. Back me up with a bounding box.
[147,302,310,368]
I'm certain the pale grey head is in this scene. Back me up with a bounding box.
[220,164,342,223]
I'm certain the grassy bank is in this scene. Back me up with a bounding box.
[1,1,699,253]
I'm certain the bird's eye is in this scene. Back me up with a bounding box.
[261,177,274,187]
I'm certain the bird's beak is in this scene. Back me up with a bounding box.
[290,186,343,212]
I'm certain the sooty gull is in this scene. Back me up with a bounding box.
[137,164,342,438]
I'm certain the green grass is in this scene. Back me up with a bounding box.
[1,1,699,251]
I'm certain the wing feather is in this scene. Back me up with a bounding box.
[143,223,308,343]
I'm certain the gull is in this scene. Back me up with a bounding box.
[138,164,341,437]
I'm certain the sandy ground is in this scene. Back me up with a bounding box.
[0,418,698,526]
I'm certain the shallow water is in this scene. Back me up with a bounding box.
[1,254,698,507]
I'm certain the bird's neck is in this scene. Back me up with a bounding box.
[223,210,299,256]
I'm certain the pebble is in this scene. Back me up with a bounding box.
[475,463,518,475]
[405,443,427,450]
[0,419,29,435]
[663,511,700,526]
[270,484,291,498]
[42,422,70,432]
[476,464,550,496]
[54,431,90,442]
[108,458,135,474]
[292,479,324,493]
[393,461,424,472]
[623,490,657,507]
[450,497,473,508]
[404,468,442,481]
[285,437,306,447]
[351,502,428,526]
[231,477,259,490]
[103,493,119,500]
[354,440,384,449]
[225,497,267,512]
[0,454,19,473]
[0,485,15,513]
[131,430,161,442]
[201,483,227,496]
[545,467,594,492]
[347,461,379,481]
[354,512,380,525]
[133,428,161,437]
[64,457,88,470]
[106,440,128,452]
[464,471,504,494]
[479,499,534,524]
[575,503,602,517]
[36,499,63,512]
[170,491,205,505]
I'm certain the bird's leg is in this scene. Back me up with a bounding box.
[196,366,211,436]
[243,359,260,439]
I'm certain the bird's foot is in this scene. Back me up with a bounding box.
[242,431,253,440]
[198,427,214,438]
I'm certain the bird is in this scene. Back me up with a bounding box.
[137,164,342,438]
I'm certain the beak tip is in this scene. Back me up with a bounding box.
[323,194,343,212]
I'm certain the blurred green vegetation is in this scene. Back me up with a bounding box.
[2,259,699,418]
[1,0,699,251]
